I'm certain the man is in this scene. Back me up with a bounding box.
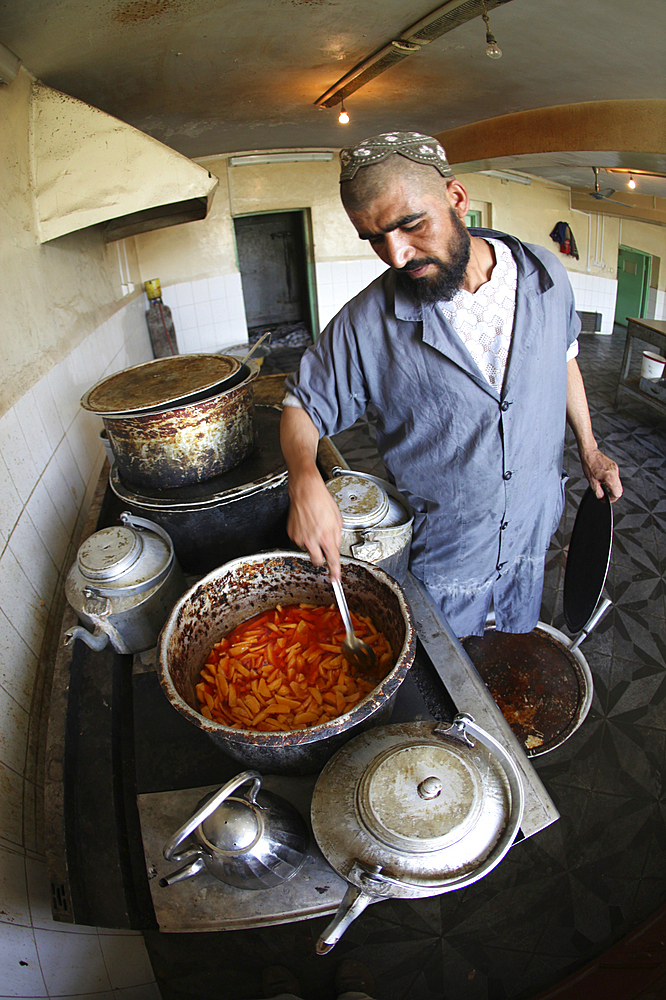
[280,132,622,637]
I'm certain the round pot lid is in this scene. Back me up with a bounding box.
[311,721,515,895]
[81,354,242,415]
[563,486,613,634]
[326,474,390,529]
[356,741,484,853]
[77,525,144,581]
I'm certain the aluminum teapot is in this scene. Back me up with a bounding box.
[64,512,185,654]
[160,770,310,890]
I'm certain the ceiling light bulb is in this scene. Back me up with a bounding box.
[485,32,502,58]
[481,2,502,59]
[628,175,636,189]
[338,101,349,124]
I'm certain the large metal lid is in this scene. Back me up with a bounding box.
[77,525,144,581]
[326,474,390,529]
[563,486,613,634]
[81,354,241,415]
[312,721,516,893]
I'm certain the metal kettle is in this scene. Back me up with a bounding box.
[64,511,185,654]
[160,770,310,890]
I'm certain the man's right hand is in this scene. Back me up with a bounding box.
[286,467,343,580]
[280,405,343,581]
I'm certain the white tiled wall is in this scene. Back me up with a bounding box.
[313,260,624,339]
[567,271,618,334]
[0,296,160,998]
[315,258,389,330]
[161,272,248,353]
[647,286,666,322]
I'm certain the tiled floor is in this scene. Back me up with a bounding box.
[145,326,666,1000]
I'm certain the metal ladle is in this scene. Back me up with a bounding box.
[330,576,378,682]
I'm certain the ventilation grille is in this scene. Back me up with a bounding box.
[317,0,515,107]
[50,880,71,918]
[336,50,407,103]
[411,0,511,41]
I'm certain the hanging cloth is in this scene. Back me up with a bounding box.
[549,221,579,260]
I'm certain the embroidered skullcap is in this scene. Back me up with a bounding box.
[339,131,453,182]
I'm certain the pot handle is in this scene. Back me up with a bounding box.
[163,770,262,862]
[569,596,612,651]
[316,883,375,955]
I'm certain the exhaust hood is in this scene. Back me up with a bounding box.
[31,83,218,243]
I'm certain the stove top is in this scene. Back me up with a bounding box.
[134,574,559,933]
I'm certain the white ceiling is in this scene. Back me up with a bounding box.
[3,0,665,198]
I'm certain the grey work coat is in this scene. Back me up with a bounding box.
[286,230,581,636]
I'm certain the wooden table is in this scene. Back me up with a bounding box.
[615,317,666,414]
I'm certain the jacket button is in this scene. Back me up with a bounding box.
[503,471,513,480]
[500,401,510,411]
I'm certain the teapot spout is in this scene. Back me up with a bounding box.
[316,884,374,955]
[64,624,110,652]
[159,857,206,887]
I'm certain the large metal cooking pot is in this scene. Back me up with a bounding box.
[109,406,290,573]
[311,714,524,953]
[157,551,417,775]
[81,356,260,489]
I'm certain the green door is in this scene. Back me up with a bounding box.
[615,246,651,326]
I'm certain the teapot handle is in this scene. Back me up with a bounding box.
[163,770,262,862]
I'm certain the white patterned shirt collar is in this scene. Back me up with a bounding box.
[438,238,517,390]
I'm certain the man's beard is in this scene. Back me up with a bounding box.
[396,209,471,304]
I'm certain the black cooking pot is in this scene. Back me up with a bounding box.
[109,406,291,572]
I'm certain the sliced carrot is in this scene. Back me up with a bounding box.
[196,603,394,732]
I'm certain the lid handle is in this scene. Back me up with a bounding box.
[163,770,262,862]
[417,776,442,800]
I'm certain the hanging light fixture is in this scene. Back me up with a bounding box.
[338,98,349,124]
[481,0,502,59]
[628,175,636,189]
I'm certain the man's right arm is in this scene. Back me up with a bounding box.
[279,405,344,581]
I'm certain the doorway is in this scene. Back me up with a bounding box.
[615,245,652,326]
[233,210,317,345]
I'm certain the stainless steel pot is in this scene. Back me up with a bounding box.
[157,551,417,775]
[159,770,309,890]
[311,714,524,953]
[82,356,260,489]
[64,512,186,654]
[326,468,414,582]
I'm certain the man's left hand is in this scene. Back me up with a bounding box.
[580,447,623,502]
